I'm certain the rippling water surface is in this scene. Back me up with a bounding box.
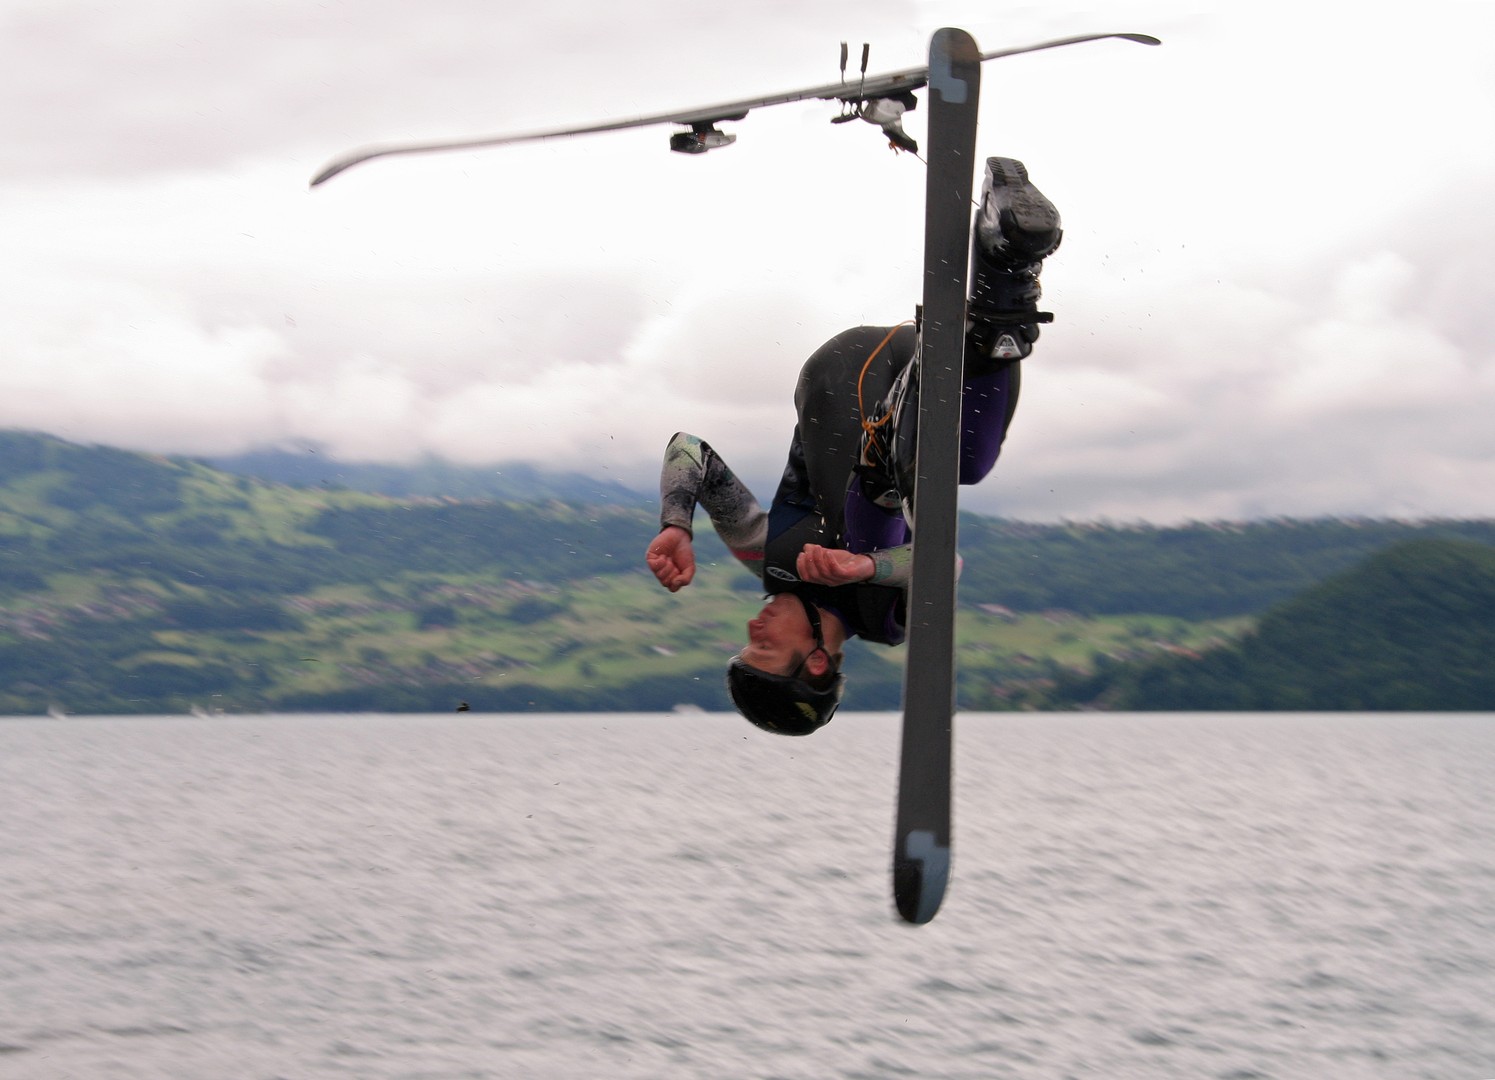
[2,712,1492,1079]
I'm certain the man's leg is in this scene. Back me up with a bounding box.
[952,156,1058,485]
[842,482,911,554]
[958,360,1021,485]
[871,157,1058,497]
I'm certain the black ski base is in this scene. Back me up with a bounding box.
[891,25,981,927]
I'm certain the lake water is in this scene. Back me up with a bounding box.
[1,712,1492,1080]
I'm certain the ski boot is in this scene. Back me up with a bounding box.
[858,160,1061,510]
[966,157,1062,368]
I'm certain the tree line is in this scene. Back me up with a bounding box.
[1,430,1492,713]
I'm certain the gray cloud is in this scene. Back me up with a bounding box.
[1,0,917,178]
[2,0,1493,523]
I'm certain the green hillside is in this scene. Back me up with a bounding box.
[1099,538,1495,710]
[0,432,683,713]
[956,516,1495,619]
[0,430,1490,715]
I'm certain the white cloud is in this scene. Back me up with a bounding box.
[1,0,1493,523]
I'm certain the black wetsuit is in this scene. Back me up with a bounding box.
[657,323,1020,647]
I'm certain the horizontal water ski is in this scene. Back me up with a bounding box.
[309,32,1158,186]
[892,26,982,926]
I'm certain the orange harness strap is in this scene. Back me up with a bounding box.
[856,321,915,464]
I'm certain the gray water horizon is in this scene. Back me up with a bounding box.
[2,711,1492,1079]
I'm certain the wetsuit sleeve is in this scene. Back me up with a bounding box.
[865,545,912,587]
[658,432,767,575]
[864,546,963,588]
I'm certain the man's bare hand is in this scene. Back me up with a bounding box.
[646,526,696,592]
[796,544,875,586]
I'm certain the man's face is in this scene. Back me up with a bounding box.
[740,593,816,676]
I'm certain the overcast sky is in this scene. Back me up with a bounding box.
[4,0,1493,522]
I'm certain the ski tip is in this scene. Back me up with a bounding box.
[930,26,981,60]
[310,154,365,188]
[893,829,950,924]
[311,144,409,187]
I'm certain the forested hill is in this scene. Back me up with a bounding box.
[1101,538,1495,711]
[4,428,1494,618]
[0,431,659,593]
[1,429,1492,713]
[956,516,1495,619]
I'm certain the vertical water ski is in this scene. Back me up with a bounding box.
[892,27,982,925]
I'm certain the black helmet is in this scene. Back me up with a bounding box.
[726,593,845,736]
[726,656,845,736]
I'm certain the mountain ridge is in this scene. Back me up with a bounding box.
[205,444,652,506]
[1,429,1491,714]
[1101,538,1495,711]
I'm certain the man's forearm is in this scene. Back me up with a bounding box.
[658,432,768,570]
